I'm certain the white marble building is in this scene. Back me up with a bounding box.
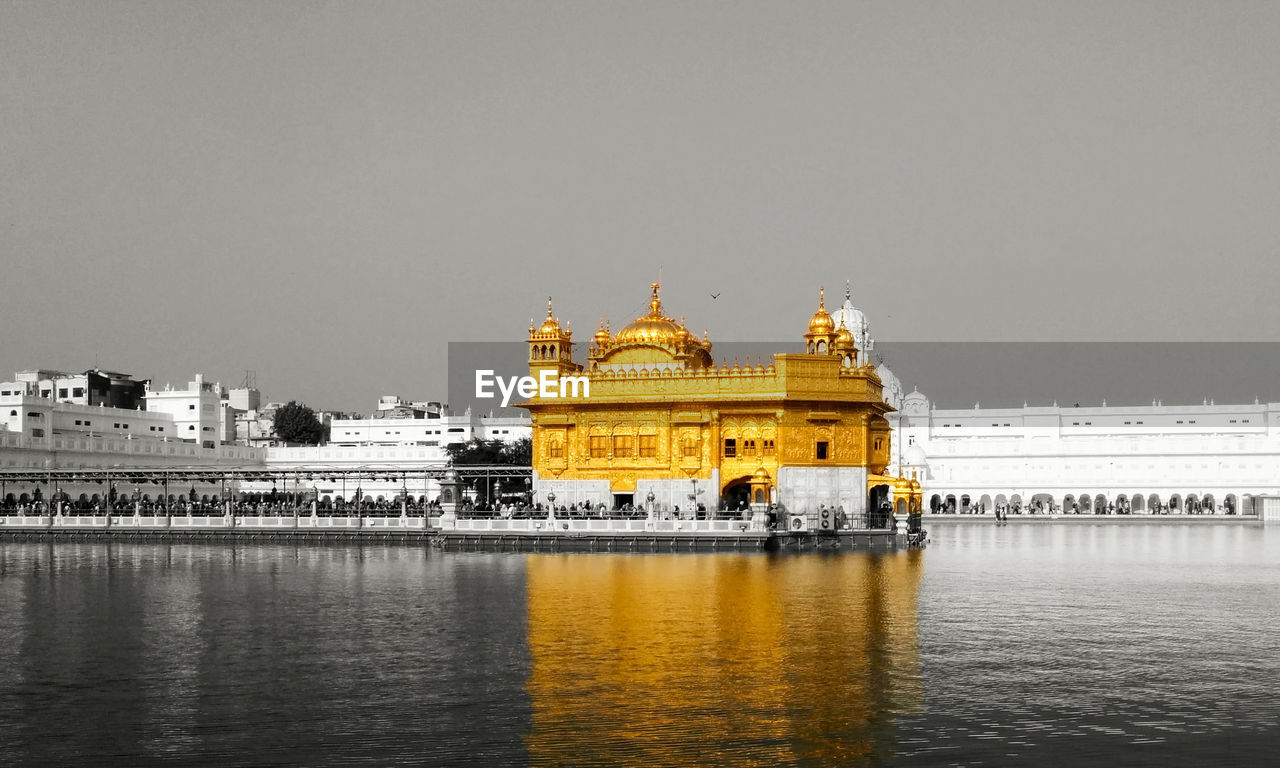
[894,391,1279,514]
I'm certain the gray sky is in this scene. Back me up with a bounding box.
[3,1,1279,412]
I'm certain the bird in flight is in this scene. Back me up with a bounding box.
[710,292,720,299]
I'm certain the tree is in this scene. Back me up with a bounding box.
[445,436,531,466]
[445,436,532,504]
[273,401,325,445]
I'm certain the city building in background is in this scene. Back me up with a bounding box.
[5,368,149,410]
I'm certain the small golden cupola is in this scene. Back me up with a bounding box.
[593,318,612,351]
[528,297,578,376]
[804,286,839,354]
[834,318,857,368]
[538,297,563,335]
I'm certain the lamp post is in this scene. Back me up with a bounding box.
[547,491,556,519]
[689,477,698,520]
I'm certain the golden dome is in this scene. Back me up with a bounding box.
[615,283,682,345]
[593,319,611,345]
[835,320,854,346]
[752,466,771,481]
[808,286,834,335]
[537,297,563,335]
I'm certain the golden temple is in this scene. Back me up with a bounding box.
[521,283,922,520]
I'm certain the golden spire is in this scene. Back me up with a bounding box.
[819,285,825,311]
[538,296,563,335]
[808,286,835,335]
[649,282,662,316]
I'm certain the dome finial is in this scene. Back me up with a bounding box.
[819,286,825,311]
[546,296,554,320]
[649,282,662,315]
[845,279,851,303]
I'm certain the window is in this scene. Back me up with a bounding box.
[40,389,51,398]
[73,387,84,397]
[638,434,657,458]
[816,441,829,460]
[682,436,699,457]
[613,434,634,457]
[763,439,775,455]
[547,439,564,458]
[31,428,44,437]
[742,439,756,456]
[28,412,41,418]
[188,404,196,410]
[723,438,737,458]
[114,423,120,429]
[58,388,69,398]
[589,435,608,458]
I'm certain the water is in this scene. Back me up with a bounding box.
[0,524,1276,766]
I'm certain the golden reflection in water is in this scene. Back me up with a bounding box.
[524,551,924,766]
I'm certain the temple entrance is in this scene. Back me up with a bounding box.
[612,493,634,510]
[870,483,890,524]
[721,476,753,513]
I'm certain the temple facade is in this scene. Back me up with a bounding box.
[521,284,921,518]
